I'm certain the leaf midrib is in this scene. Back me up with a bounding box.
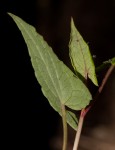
[75,31,88,79]
[17,19,62,101]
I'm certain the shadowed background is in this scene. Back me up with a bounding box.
[0,0,115,149]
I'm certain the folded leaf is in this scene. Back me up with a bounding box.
[8,13,92,130]
[69,18,98,86]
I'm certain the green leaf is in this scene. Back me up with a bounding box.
[96,57,115,72]
[96,63,109,73]
[66,110,78,130]
[111,57,115,65]
[103,57,115,65]
[8,13,92,130]
[69,18,98,86]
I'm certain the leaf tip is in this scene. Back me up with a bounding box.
[71,17,74,24]
[70,17,76,30]
[7,12,14,18]
[93,77,98,86]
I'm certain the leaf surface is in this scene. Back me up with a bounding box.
[69,19,98,86]
[8,13,92,130]
[111,57,115,65]
[96,57,115,72]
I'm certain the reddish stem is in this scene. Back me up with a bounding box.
[84,64,115,116]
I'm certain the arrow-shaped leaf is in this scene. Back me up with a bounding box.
[69,19,98,86]
[8,13,92,130]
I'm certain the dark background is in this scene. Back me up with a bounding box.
[0,0,115,149]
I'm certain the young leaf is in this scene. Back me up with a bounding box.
[96,57,115,72]
[111,57,115,65]
[8,13,92,130]
[69,18,98,86]
[103,57,115,65]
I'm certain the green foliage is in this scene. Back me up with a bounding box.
[111,57,115,65]
[8,13,92,130]
[96,57,115,72]
[103,57,115,65]
[69,19,98,86]
[110,57,115,65]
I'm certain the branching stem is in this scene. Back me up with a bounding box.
[86,64,115,115]
[73,65,114,150]
[98,65,115,93]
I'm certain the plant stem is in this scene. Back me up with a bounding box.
[73,109,85,150]
[72,65,115,150]
[61,104,68,150]
[86,64,115,115]
[98,64,115,93]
